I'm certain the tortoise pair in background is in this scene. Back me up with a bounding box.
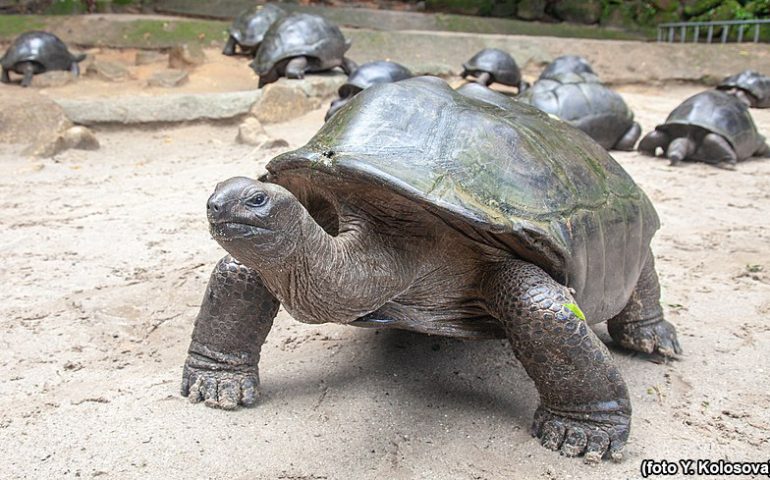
[324,60,412,121]
[182,76,681,463]
[1,31,85,87]
[222,4,286,57]
[520,71,642,151]
[640,90,768,168]
[717,69,770,109]
[461,48,529,93]
[250,13,356,88]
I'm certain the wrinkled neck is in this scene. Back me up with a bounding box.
[259,208,415,324]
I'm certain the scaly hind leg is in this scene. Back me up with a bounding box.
[638,129,669,157]
[614,122,642,151]
[666,136,696,166]
[484,260,631,463]
[697,133,737,169]
[1,67,10,84]
[20,63,34,87]
[181,255,280,409]
[608,249,681,358]
[284,56,308,79]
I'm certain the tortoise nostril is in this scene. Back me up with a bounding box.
[207,197,222,214]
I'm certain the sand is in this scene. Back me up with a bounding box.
[1,83,769,479]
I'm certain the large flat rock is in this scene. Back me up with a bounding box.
[54,90,262,125]
[51,74,346,125]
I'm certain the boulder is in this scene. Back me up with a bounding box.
[30,71,75,88]
[24,126,100,158]
[236,116,289,149]
[146,69,189,88]
[87,60,132,82]
[551,0,603,24]
[168,43,206,69]
[0,88,72,146]
[251,82,317,124]
[135,50,166,66]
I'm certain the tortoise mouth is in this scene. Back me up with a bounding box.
[209,221,272,241]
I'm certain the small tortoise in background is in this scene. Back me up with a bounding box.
[461,48,529,93]
[325,60,412,121]
[539,55,595,81]
[639,90,769,168]
[250,13,356,88]
[222,4,286,57]
[1,31,85,87]
[182,76,681,463]
[519,72,641,151]
[717,70,770,108]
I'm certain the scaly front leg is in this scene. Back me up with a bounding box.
[182,255,279,409]
[484,260,631,463]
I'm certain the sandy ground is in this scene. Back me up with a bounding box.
[1,83,769,479]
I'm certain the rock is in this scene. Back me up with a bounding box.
[87,60,131,82]
[23,126,100,158]
[55,91,263,125]
[168,43,206,69]
[0,88,73,146]
[408,63,455,78]
[292,73,348,99]
[30,71,75,88]
[236,116,289,149]
[551,0,603,24]
[146,69,189,88]
[516,0,547,20]
[63,126,100,151]
[135,50,166,66]
[251,82,317,124]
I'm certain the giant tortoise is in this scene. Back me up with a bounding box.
[716,69,770,108]
[250,13,356,88]
[182,76,680,463]
[325,60,412,121]
[1,31,85,87]
[222,4,286,56]
[461,48,528,93]
[539,55,595,81]
[519,72,641,151]
[639,90,769,167]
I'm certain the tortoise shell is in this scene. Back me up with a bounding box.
[462,48,523,87]
[717,70,770,108]
[264,77,659,322]
[252,13,350,77]
[1,31,83,73]
[656,90,766,160]
[228,4,286,48]
[519,72,636,149]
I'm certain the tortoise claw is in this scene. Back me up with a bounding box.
[181,358,260,409]
[532,405,630,464]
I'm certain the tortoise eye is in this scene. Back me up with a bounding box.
[246,192,268,207]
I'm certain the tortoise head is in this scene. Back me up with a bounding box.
[207,177,305,265]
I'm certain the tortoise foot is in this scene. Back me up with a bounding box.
[532,404,630,464]
[181,354,260,410]
[610,319,682,358]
